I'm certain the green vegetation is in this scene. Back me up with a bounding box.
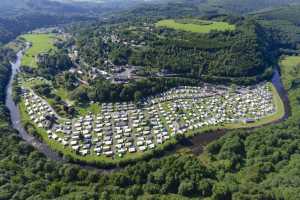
[72,17,275,102]
[156,19,235,33]
[2,1,300,199]
[76,103,101,116]
[255,5,300,51]
[1,50,300,199]
[21,34,56,68]
[205,0,299,14]
[280,56,300,89]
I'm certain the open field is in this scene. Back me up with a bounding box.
[77,103,102,116]
[280,55,300,119]
[156,19,236,33]
[280,56,300,89]
[21,34,56,68]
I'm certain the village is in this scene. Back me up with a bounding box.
[20,81,277,159]
[66,23,169,85]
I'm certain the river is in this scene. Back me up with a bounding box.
[5,50,291,167]
[5,50,64,162]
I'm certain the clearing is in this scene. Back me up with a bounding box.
[155,19,236,33]
[280,56,300,89]
[21,33,56,68]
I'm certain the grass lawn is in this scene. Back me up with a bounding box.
[280,56,300,89]
[77,103,102,116]
[156,19,236,33]
[54,87,75,105]
[21,33,56,68]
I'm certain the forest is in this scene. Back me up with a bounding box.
[253,5,300,52]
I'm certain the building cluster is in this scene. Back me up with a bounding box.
[23,91,56,129]
[22,83,276,158]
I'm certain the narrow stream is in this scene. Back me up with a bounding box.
[5,50,291,167]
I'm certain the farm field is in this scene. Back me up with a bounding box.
[156,19,236,33]
[21,33,56,68]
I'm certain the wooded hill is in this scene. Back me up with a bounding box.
[205,0,300,14]
[75,17,276,81]
[253,5,300,52]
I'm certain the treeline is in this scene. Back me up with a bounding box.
[71,77,200,104]
[0,14,59,44]
[205,0,299,14]
[0,13,93,45]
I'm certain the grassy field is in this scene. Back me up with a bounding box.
[156,19,236,33]
[280,56,300,89]
[21,34,56,68]
[77,103,101,116]
[280,55,300,119]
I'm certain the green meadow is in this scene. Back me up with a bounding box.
[280,55,300,119]
[280,56,300,89]
[21,34,56,68]
[156,19,236,33]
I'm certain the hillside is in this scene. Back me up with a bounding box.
[205,0,300,14]
[76,17,274,80]
[0,0,94,16]
[253,5,300,51]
